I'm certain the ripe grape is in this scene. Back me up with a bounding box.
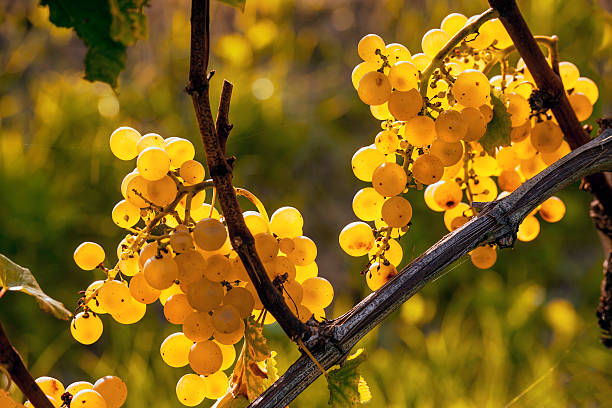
[381,196,413,228]
[517,215,540,242]
[352,187,385,221]
[66,381,94,395]
[125,175,151,208]
[111,295,146,324]
[70,389,107,408]
[186,278,223,311]
[189,340,223,376]
[388,61,419,91]
[165,138,196,169]
[366,262,398,291]
[93,376,127,408]
[71,312,103,345]
[387,89,422,121]
[369,238,403,267]
[193,218,227,251]
[295,262,319,283]
[143,255,179,290]
[435,110,467,142]
[430,139,464,166]
[452,69,490,108]
[496,146,519,170]
[411,53,431,71]
[213,318,245,345]
[160,332,193,367]
[424,182,445,212]
[212,305,241,334]
[136,133,164,153]
[204,254,232,282]
[183,311,214,342]
[203,370,229,400]
[243,211,270,235]
[74,242,105,270]
[530,120,564,153]
[129,273,161,304]
[98,280,131,314]
[164,294,195,324]
[403,115,436,147]
[176,374,207,407]
[339,222,375,257]
[358,71,392,106]
[147,175,178,207]
[539,196,566,222]
[385,43,411,64]
[574,77,598,104]
[421,29,450,57]
[370,103,394,120]
[374,130,399,154]
[411,154,444,185]
[110,127,141,160]
[179,160,205,185]
[351,145,386,182]
[287,236,317,266]
[111,200,140,228]
[461,106,487,142]
[470,245,497,269]
[498,169,522,192]
[441,13,468,36]
[35,377,64,402]
[432,181,462,210]
[301,277,334,310]
[223,287,254,318]
[558,61,580,89]
[568,92,593,121]
[254,233,280,261]
[358,34,385,62]
[137,147,171,181]
[352,61,379,89]
[372,162,407,197]
[505,93,530,127]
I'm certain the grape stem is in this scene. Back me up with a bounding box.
[419,8,499,102]
[0,322,54,408]
[187,0,309,341]
[481,35,559,75]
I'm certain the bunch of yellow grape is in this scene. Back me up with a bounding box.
[341,11,597,282]
[69,126,334,406]
[19,375,127,408]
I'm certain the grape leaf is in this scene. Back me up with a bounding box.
[0,254,72,320]
[40,0,148,88]
[218,0,246,10]
[230,317,272,401]
[328,348,371,407]
[480,93,512,157]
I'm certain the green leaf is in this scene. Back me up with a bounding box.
[0,254,72,320]
[218,0,246,11]
[261,351,279,390]
[328,348,371,407]
[480,93,512,157]
[40,0,148,88]
[230,317,272,401]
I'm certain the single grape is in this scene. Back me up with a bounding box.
[517,215,540,242]
[441,13,468,36]
[358,34,385,62]
[411,154,444,185]
[186,278,223,311]
[71,312,103,345]
[183,311,214,342]
[539,196,566,222]
[574,77,599,104]
[35,377,64,402]
[179,160,205,185]
[143,255,179,290]
[176,374,206,407]
[137,147,171,181]
[452,69,490,108]
[381,196,413,228]
[287,236,317,266]
[432,181,462,210]
[189,340,223,376]
[147,175,178,207]
[111,295,146,324]
[164,293,195,324]
[435,110,467,143]
[129,273,161,304]
[403,115,436,147]
[429,139,463,166]
[160,332,193,367]
[470,245,497,269]
[388,61,419,91]
[110,126,141,160]
[70,389,107,408]
[98,280,131,314]
[74,242,105,270]
[368,238,403,267]
[351,61,380,90]
[558,61,580,89]
[223,287,254,319]
[165,138,196,169]
[357,71,392,106]
[366,262,398,291]
[351,145,386,182]
[421,28,450,57]
[568,92,593,121]
[339,222,375,257]
[387,89,422,121]
[374,130,399,154]
[352,188,385,221]
[193,218,227,251]
[93,376,127,408]
[301,277,334,310]
[254,233,280,262]
[371,162,408,197]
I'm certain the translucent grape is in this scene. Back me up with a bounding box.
[183,311,214,342]
[530,120,564,153]
[189,340,223,376]
[539,196,566,222]
[372,162,407,197]
[287,236,317,266]
[110,126,141,160]
[71,312,103,345]
[488,18,513,48]
[568,92,593,121]
[505,93,530,127]
[435,110,467,143]
[432,181,462,210]
[176,374,206,407]
[136,133,164,153]
[574,77,599,104]
[358,34,385,62]
[403,115,435,147]
[517,215,540,242]
[179,160,205,185]
[169,231,193,254]
[421,29,450,57]
[498,169,522,192]
[411,53,431,71]
[111,295,146,324]
[147,175,178,207]
[66,381,94,395]
[193,218,227,251]
[411,154,444,184]
[253,233,279,262]
[465,19,494,49]
[98,280,131,314]
[358,71,392,106]
[472,154,498,177]
[213,318,245,345]
[203,254,231,282]
[212,305,241,334]
[388,61,419,91]
[111,200,140,228]
[118,253,139,276]
[301,277,334,310]
[270,207,303,238]
[125,175,151,208]
[74,242,105,270]
[385,43,411,64]
[510,121,531,143]
[470,245,497,269]
[452,70,490,108]
[186,278,223,311]
[143,255,179,290]
[424,182,445,212]
[295,262,319,283]
[461,107,487,142]
[470,176,498,202]
[541,141,571,166]
[496,146,519,171]
[370,102,394,120]
[223,287,254,319]
[137,147,171,181]
[165,138,196,169]
[70,389,107,408]
[243,211,270,235]
[352,187,385,221]
[35,377,64,402]
[381,196,413,228]
[352,61,379,90]
[430,139,463,166]
[351,145,387,182]
[512,136,537,160]
[559,61,580,89]
[93,376,127,408]
[388,89,423,121]
[366,262,398,291]
[441,13,467,36]
[519,154,546,180]
[129,272,161,304]
[215,340,237,370]
[339,222,375,257]
[160,332,193,367]
[164,294,195,324]
[204,371,229,399]
[159,283,183,305]
[443,202,472,232]
[374,130,399,154]
[368,238,403,266]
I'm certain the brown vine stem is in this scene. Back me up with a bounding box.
[0,321,53,408]
[251,130,612,407]
[186,0,308,341]
[487,0,612,215]
[488,0,612,348]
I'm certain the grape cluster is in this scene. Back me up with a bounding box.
[70,126,333,406]
[341,12,597,281]
[21,375,126,408]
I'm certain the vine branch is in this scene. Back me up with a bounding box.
[186,0,308,341]
[0,321,53,408]
[251,130,612,407]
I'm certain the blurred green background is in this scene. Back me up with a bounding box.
[1,0,612,406]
